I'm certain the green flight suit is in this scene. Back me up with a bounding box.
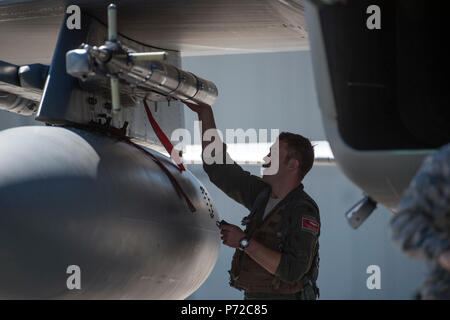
[203,144,320,300]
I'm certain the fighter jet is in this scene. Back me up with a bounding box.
[0,0,448,299]
[304,0,449,227]
[0,0,310,299]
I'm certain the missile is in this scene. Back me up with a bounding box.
[0,125,220,299]
[66,45,218,107]
[65,3,218,111]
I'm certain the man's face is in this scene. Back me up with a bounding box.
[262,139,291,182]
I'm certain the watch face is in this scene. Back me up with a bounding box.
[240,238,249,248]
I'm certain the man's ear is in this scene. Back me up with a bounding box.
[288,159,299,169]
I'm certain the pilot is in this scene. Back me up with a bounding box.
[184,102,320,300]
[391,143,450,299]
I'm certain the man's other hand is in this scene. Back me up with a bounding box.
[220,224,246,249]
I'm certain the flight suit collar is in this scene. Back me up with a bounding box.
[267,183,305,210]
[248,183,305,230]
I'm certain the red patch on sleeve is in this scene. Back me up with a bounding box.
[302,217,319,235]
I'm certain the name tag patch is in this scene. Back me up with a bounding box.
[302,217,319,235]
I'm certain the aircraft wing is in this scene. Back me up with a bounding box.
[0,0,309,65]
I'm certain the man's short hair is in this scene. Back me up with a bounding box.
[279,132,314,180]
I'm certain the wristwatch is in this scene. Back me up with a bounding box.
[239,237,250,251]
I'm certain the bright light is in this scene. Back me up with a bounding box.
[179,141,334,165]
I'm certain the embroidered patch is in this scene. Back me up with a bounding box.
[302,216,319,235]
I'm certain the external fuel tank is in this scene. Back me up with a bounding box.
[0,125,220,299]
